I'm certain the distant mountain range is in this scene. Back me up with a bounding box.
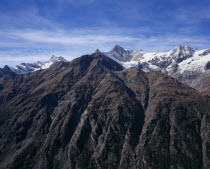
[104,45,210,95]
[0,55,67,77]
[9,55,68,74]
[3,45,210,77]
[104,45,210,79]
[1,45,209,95]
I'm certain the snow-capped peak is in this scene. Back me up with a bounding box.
[9,55,68,74]
[49,55,68,63]
[169,45,194,55]
[169,45,195,63]
[104,45,133,62]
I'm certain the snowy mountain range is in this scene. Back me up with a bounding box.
[5,45,210,76]
[103,45,210,87]
[104,45,210,73]
[8,55,68,74]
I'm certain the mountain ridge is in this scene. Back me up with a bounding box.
[3,45,209,75]
[1,45,210,96]
[0,52,210,169]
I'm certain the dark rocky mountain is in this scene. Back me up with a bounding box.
[0,65,16,78]
[0,52,210,169]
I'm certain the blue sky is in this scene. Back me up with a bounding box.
[0,0,210,67]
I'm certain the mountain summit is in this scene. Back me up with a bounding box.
[169,45,194,63]
[49,55,68,63]
[104,45,133,62]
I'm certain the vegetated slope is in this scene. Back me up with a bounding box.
[0,51,209,169]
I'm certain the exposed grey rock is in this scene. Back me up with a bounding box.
[104,45,133,62]
[169,45,194,63]
[199,49,210,56]
[205,61,210,70]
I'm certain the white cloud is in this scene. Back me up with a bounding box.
[9,30,139,45]
[3,28,209,50]
[0,6,210,67]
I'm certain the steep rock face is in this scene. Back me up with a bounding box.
[0,53,209,169]
[136,71,210,169]
[169,45,194,63]
[205,61,210,70]
[104,45,133,62]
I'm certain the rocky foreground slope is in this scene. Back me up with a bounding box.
[0,51,210,169]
